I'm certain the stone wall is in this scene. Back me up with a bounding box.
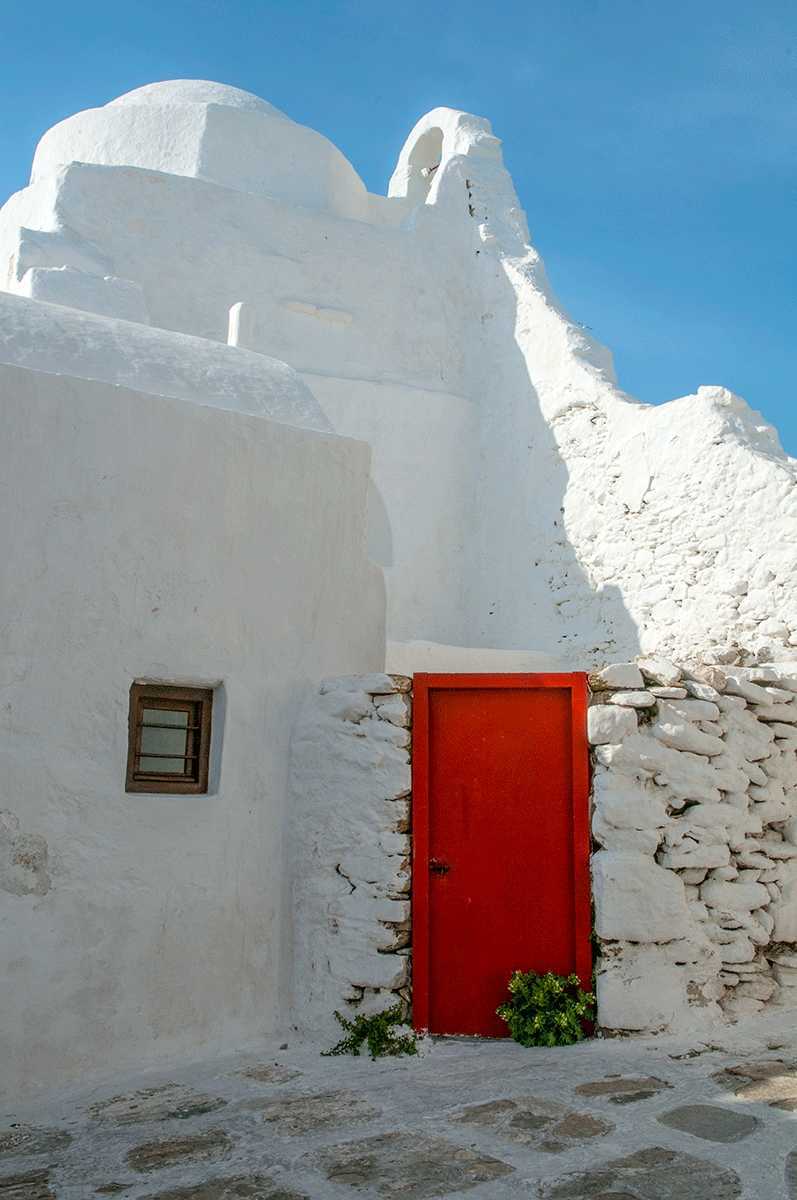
[289,673,412,1031]
[590,658,797,1033]
[291,662,797,1038]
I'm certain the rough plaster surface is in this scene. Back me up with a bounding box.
[590,659,797,1033]
[0,291,327,428]
[289,675,412,1031]
[3,80,795,663]
[0,364,383,1097]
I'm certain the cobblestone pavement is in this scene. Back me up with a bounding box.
[4,1011,797,1199]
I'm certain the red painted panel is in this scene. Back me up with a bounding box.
[412,674,590,1037]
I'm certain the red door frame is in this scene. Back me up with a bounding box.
[411,672,591,1034]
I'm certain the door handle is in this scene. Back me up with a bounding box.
[430,858,450,875]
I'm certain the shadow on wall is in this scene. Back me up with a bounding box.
[465,196,639,667]
[367,479,393,569]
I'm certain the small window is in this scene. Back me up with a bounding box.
[126,684,213,794]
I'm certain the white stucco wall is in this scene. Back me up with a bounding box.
[0,290,330,429]
[1,79,794,669]
[0,357,383,1099]
[0,151,478,647]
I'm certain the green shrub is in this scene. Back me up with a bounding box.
[496,970,595,1047]
[323,1004,418,1060]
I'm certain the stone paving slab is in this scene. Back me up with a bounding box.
[539,1145,742,1199]
[452,1095,613,1153]
[310,1130,514,1198]
[126,1129,234,1173]
[253,1089,380,1136]
[656,1103,759,1143]
[0,1169,56,1199]
[786,1150,797,1199]
[574,1074,671,1103]
[713,1058,797,1108]
[0,1130,72,1161]
[90,1086,227,1126]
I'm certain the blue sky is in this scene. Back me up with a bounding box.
[1,0,795,450]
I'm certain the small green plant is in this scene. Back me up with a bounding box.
[323,1004,418,1060]
[496,970,595,1048]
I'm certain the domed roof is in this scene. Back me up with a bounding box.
[108,80,286,119]
[32,78,367,219]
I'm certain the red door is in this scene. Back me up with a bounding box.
[412,674,591,1037]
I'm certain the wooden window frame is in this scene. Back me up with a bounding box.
[126,683,213,795]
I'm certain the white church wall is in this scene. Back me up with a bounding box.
[6,160,477,393]
[31,81,370,220]
[458,134,797,667]
[17,265,149,323]
[303,374,478,646]
[1,79,795,673]
[0,358,384,1098]
[555,386,797,667]
[0,291,329,429]
[0,154,484,648]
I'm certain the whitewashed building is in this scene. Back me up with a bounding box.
[1,80,796,1094]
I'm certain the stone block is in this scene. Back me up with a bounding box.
[592,774,669,830]
[638,657,682,686]
[658,845,731,870]
[652,708,725,756]
[736,975,777,1001]
[588,705,638,745]
[608,690,656,708]
[684,679,721,701]
[374,695,410,727]
[592,812,661,855]
[754,703,797,723]
[596,945,686,1031]
[700,879,770,911]
[665,698,721,723]
[772,878,797,941]
[596,662,645,688]
[724,675,773,704]
[321,673,397,695]
[592,850,690,943]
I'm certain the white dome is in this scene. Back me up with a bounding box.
[108,79,286,118]
[31,79,368,219]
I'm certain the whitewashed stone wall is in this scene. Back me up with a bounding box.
[591,658,797,1034]
[289,674,412,1031]
[292,662,797,1038]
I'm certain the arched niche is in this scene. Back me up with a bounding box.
[405,127,444,204]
